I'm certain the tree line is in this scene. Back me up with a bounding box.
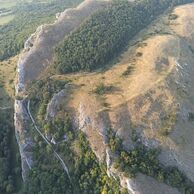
[54,0,193,73]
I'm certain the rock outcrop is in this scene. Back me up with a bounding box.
[14,0,194,193]
[15,0,110,180]
[16,0,110,92]
[45,89,66,120]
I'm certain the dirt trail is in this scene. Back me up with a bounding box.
[26,100,71,182]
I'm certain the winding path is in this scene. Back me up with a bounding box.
[26,100,72,182]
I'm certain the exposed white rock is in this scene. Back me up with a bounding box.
[16,57,25,95]
[126,179,137,194]
[45,89,66,120]
[16,0,110,86]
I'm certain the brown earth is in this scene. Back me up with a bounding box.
[51,2,194,193]
[15,0,194,193]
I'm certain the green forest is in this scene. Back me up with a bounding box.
[0,110,22,194]
[0,0,83,61]
[54,0,193,73]
[107,129,194,194]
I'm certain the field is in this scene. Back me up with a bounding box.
[0,14,14,25]
[0,0,83,60]
[0,0,16,25]
[0,0,16,8]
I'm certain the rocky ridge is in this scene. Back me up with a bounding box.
[15,0,110,180]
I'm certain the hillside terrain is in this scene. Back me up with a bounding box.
[0,0,83,193]
[1,0,194,193]
[0,0,83,60]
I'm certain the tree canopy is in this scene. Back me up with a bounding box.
[54,0,193,73]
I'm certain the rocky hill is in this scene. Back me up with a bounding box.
[15,0,194,193]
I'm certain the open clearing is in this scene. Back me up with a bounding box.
[0,14,14,25]
[0,0,47,25]
[0,0,16,9]
[0,56,17,106]
[0,0,16,25]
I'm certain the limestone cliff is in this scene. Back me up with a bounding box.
[15,0,110,180]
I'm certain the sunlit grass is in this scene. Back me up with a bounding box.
[0,14,15,25]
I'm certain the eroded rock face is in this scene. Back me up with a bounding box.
[45,89,66,120]
[76,94,109,162]
[14,100,33,181]
[15,0,110,181]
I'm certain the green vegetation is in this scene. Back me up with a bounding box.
[54,0,193,74]
[21,134,73,194]
[93,83,114,95]
[0,0,83,60]
[0,15,15,25]
[24,79,122,194]
[188,45,194,55]
[107,128,194,194]
[122,65,135,77]
[29,78,69,120]
[188,112,194,122]
[0,109,22,194]
[1,0,194,193]
[160,109,177,136]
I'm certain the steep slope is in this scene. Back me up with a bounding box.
[158,3,194,182]
[15,0,110,180]
[16,0,109,93]
[54,3,194,193]
[14,0,194,193]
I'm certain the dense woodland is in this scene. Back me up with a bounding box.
[0,0,82,61]
[54,0,193,73]
[0,110,22,194]
[29,78,69,120]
